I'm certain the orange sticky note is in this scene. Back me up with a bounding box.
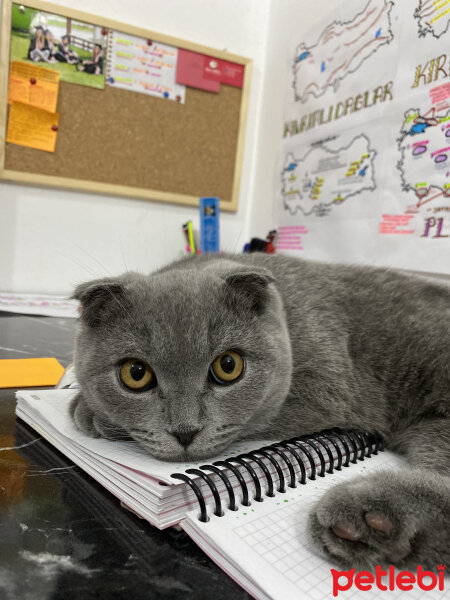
[0,358,65,388]
[8,61,60,113]
[7,101,59,152]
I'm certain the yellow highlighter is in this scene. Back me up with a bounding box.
[184,220,196,254]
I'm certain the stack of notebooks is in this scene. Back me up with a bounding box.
[17,389,433,600]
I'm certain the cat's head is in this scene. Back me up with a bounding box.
[72,260,292,460]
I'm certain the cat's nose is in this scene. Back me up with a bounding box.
[172,428,201,447]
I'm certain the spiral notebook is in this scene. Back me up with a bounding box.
[16,388,434,600]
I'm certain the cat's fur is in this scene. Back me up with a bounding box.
[71,254,450,571]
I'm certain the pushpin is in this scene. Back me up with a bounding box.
[176,95,181,102]
[108,77,115,84]
[51,124,58,131]
[147,39,153,46]
[30,77,36,84]
[101,28,108,36]
[163,91,169,98]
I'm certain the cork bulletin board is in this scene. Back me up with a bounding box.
[0,0,252,211]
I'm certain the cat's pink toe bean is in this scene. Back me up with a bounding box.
[332,523,360,541]
[364,512,393,533]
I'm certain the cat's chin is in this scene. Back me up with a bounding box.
[133,438,234,462]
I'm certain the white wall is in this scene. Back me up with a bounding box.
[248,0,347,240]
[2,1,447,293]
[0,0,271,293]
[249,0,450,285]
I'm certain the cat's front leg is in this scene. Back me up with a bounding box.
[308,468,450,570]
[69,393,131,441]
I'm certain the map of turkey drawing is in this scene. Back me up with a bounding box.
[398,107,450,205]
[281,135,377,217]
[293,0,394,103]
[415,0,450,38]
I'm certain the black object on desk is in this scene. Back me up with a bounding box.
[0,313,251,600]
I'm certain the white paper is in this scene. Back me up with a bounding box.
[277,0,450,275]
[0,292,79,318]
[182,451,450,600]
[106,30,186,102]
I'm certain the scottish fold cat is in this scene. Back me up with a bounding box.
[70,254,450,571]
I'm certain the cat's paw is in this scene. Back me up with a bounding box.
[69,393,132,441]
[307,470,444,569]
[69,393,101,437]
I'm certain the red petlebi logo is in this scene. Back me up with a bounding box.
[331,564,445,597]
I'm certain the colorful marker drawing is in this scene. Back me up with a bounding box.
[397,107,450,207]
[281,134,376,217]
[292,0,393,103]
[415,0,450,39]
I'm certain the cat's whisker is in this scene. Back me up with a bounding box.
[216,424,242,432]
[213,432,240,445]
[231,221,246,254]
[129,427,154,435]
[214,429,239,439]
[97,421,128,434]
[61,253,103,281]
[215,426,241,436]
[119,235,129,272]
[68,239,113,277]
[131,431,158,444]
[69,240,132,319]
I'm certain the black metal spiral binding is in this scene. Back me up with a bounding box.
[238,453,275,497]
[252,449,286,493]
[171,473,209,522]
[199,464,237,511]
[212,460,251,507]
[170,428,383,523]
[346,430,360,463]
[277,441,307,484]
[310,433,335,474]
[288,439,317,479]
[224,457,264,502]
[327,428,352,466]
[260,445,296,489]
[315,432,342,471]
[298,437,326,477]
[185,468,224,517]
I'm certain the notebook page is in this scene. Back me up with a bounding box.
[182,451,447,600]
[15,389,276,484]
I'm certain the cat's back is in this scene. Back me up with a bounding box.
[156,252,450,320]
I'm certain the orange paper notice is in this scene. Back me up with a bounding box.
[8,61,59,113]
[0,358,65,388]
[7,101,59,152]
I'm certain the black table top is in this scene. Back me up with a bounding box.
[0,312,250,600]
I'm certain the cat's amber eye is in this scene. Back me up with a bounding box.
[118,359,156,391]
[209,351,244,385]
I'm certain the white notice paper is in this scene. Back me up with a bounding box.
[106,30,186,103]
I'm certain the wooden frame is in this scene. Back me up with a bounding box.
[0,0,252,211]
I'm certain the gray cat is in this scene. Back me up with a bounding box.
[70,253,450,571]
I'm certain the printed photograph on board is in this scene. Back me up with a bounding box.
[9,3,106,89]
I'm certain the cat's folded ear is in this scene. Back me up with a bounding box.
[223,267,275,314]
[72,277,128,327]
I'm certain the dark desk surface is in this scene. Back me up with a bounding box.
[0,313,250,600]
